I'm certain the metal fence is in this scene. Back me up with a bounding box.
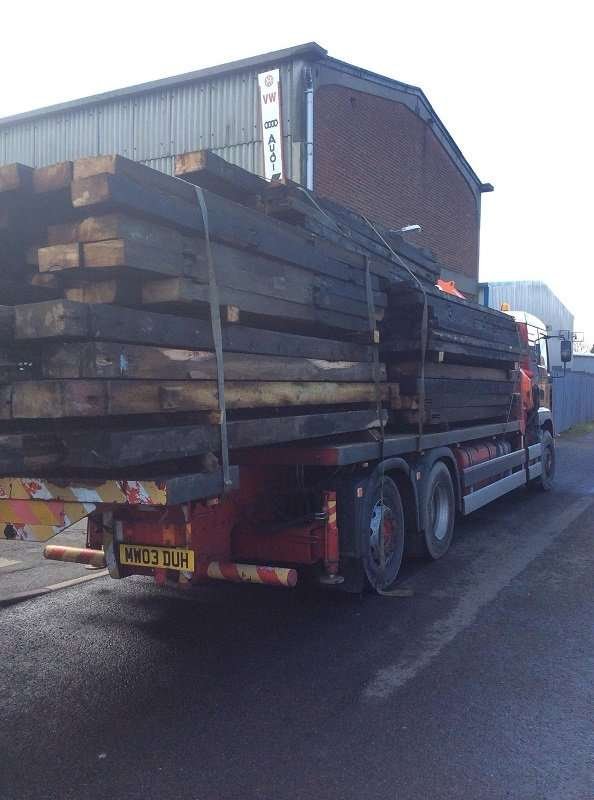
[552,369,594,432]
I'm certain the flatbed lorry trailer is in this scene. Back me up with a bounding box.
[0,150,562,592]
[1,411,555,594]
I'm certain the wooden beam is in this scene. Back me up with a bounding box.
[13,300,374,361]
[0,379,388,420]
[73,154,198,204]
[38,238,205,280]
[64,280,143,306]
[58,408,386,469]
[0,306,15,342]
[141,277,369,332]
[37,243,82,272]
[0,163,33,195]
[32,162,73,194]
[41,341,385,382]
[48,212,205,255]
[175,150,267,201]
[388,361,511,382]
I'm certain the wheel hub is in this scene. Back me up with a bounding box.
[369,501,397,568]
[430,483,450,542]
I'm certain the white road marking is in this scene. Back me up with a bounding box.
[364,494,594,700]
[0,558,21,568]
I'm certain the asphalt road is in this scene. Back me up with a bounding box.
[1,431,593,800]
[0,523,102,605]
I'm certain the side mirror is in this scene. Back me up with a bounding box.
[560,338,573,363]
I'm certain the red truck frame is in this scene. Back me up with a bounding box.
[29,413,554,595]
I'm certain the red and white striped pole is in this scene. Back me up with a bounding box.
[44,545,106,569]
[201,561,297,588]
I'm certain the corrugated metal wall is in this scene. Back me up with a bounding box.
[552,368,594,432]
[0,59,307,182]
[572,355,594,374]
[482,281,574,368]
[483,281,574,334]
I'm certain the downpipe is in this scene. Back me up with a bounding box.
[305,67,314,190]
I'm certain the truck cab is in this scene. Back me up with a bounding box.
[506,309,553,412]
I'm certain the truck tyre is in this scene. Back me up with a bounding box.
[423,461,455,560]
[361,476,405,592]
[534,430,555,491]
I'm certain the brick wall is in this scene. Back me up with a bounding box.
[314,84,479,281]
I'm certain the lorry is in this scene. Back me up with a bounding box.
[1,312,559,595]
[0,149,567,594]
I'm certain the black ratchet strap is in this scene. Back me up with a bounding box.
[195,186,232,492]
[364,257,386,461]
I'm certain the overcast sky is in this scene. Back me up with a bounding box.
[1,1,591,345]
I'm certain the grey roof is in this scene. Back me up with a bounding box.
[0,41,483,188]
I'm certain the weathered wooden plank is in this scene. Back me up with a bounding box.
[73,154,198,204]
[0,306,15,342]
[141,277,370,332]
[0,379,387,420]
[41,341,385,382]
[38,238,205,279]
[32,161,73,194]
[0,277,59,306]
[395,405,511,426]
[84,239,203,277]
[37,243,82,272]
[0,434,26,473]
[175,149,267,201]
[64,279,143,306]
[314,288,382,320]
[47,212,205,255]
[47,221,81,246]
[208,240,383,304]
[13,300,374,361]
[388,361,511,382]
[381,332,520,365]
[30,272,61,289]
[59,409,386,469]
[399,392,513,410]
[0,163,33,195]
[394,376,514,396]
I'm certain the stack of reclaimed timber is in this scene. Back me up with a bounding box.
[186,149,520,431]
[381,284,521,426]
[176,149,442,287]
[0,154,397,477]
[0,147,523,477]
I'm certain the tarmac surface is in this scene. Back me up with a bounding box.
[1,430,593,800]
[0,523,103,606]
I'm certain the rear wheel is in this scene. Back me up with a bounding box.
[361,476,405,592]
[423,461,456,560]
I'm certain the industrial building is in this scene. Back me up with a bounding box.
[573,354,594,374]
[479,280,574,369]
[0,43,490,295]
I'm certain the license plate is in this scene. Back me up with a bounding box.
[119,544,194,572]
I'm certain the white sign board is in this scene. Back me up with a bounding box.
[258,69,285,182]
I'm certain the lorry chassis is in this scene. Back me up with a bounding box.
[33,419,556,594]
